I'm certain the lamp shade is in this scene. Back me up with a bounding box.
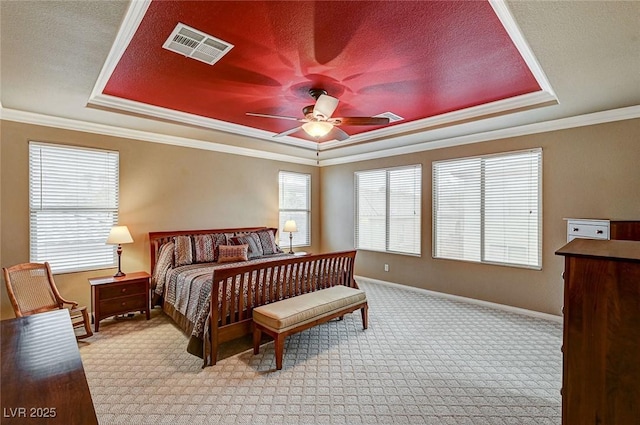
[283,220,298,233]
[106,225,134,245]
[302,121,333,138]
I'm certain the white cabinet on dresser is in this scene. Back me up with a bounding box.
[564,218,609,242]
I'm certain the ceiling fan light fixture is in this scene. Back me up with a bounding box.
[302,121,333,138]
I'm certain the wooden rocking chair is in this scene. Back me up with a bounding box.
[3,262,93,339]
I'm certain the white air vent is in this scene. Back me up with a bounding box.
[374,112,404,123]
[163,23,233,66]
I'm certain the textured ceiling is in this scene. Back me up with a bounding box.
[101,1,540,144]
[1,1,639,164]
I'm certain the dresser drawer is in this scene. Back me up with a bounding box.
[98,281,147,299]
[99,294,147,316]
[568,223,609,241]
[566,219,610,242]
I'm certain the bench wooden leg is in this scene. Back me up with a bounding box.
[361,303,368,330]
[253,326,262,355]
[253,298,368,371]
[274,334,285,370]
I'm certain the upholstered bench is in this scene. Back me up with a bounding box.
[252,285,368,370]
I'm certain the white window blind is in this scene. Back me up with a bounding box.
[355,165,421,255]
[278,171,311,247]
[29,142,119,273]
[433,148,542,269]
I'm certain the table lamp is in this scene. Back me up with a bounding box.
[106,225,134,277]
[283,220,298,254]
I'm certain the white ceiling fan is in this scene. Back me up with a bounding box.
[246,89,390,141]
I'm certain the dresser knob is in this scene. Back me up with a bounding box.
[121,302,126,306]
[121,288,127,293]
[573,228,579,232]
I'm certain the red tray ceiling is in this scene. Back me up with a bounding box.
[103,1,540,142]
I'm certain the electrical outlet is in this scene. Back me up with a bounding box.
[384,264,389,272]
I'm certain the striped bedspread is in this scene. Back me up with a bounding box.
[157,255,292,340]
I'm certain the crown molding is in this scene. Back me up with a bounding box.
[319,105,640,166]
[317,90,557,151]
[2,105,637,169]
[89,0,151,101]
[88,93,318,151]
[489,0,556,98]
[0,107,318,166]
[89,89,556,153]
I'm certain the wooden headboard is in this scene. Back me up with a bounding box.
[149,226,276,272]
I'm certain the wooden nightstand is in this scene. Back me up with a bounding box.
[89,271,151,332]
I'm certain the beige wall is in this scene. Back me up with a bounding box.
[0,121,320,320]
[2,118,639,320]
[320,119,640,315]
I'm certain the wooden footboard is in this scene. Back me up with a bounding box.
[206,250,357,367]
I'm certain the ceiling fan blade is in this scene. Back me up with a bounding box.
[273,126,302,137]
[331,127,350,141]
[331,116,390,126]
[246,112,301,122]
[313,94,339,119]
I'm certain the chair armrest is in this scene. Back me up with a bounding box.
[59,298,79,309]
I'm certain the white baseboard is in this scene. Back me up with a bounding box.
[355,275,563,323]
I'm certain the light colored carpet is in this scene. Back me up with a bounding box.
[79,281,562,424]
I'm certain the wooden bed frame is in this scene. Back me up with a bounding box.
[149,227,358,367]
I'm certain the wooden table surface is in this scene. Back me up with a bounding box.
[1,309,98,424]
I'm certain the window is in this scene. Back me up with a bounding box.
[29,142,119,273]
[355,165,422,255]
[278,171,311,247]
[433,148,542,269]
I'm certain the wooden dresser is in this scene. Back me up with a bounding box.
[1,309,98,424]
[610,220,640,241]
[556,238,640,425]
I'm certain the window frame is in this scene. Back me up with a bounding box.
[29,141,120,274]
[354,164,422,256]
[432,148,542,269]
[278,171,311,248]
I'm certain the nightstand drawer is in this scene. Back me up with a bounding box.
[99,294,147,316]
[89,271,151,332]
[99,281,147,299]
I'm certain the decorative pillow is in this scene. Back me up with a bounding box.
[255,229,279,255]
[268,227,285,253]
[174,235,193,266]
[230,234,263,259]
[152,241,174,294]
[193,234,215,263]
[211,233,228,262]
[218,244,248,263]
